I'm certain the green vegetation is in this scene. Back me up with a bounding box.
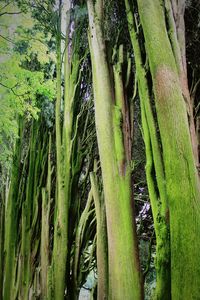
[0,1,200,299]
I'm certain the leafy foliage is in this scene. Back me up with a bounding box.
[0,5,56,172]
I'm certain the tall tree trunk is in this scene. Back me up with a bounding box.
[3,119,23,300]
[130,0,200,298]
[165,0,199,167]
[87,1,143,299]
[90,170,108,300]
[0,185,5,300]
[41,135,52,300]
[52,31,68,299]
[20,122,37,300]
[19,120,48,300]
[51,2,83,298]
[125,1,171,298]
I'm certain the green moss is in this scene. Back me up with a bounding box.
[3,120,23,300]
[113,105,125,167]
[136,0,200,298]
[125,1,171,298]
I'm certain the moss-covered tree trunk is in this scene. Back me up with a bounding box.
[87,0,143,299]
[51,2,84,298]
[0,184,5,300]
[41,135,52,300]
[51,28,68,299]
[17,120,48,300]
[125,1,171,298]
[165,0,199,167]
[3,120,23,300]
[128,0,200,298]
[20,122,37,300]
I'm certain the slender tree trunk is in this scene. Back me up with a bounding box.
[0,185,5,300]
[3,119,23,300]
[41,135,52,300]
[20,122,37,300]
[165,0,199,167]
[87,1,143,298]
[52,2,82,298]
[52,32,68,299]
[72,190,93,299]
[90,171,108,300]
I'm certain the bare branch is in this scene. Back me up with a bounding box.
[0,34,16,44]
[0,11,22,17]
[0,2,12,13]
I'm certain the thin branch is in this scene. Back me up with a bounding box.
[0,34,16,44]
[17,34,49,47]
[0,2,11,12]
[0,82,28,97]
[0,11,22,17]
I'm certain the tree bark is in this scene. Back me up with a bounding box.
[135,0,200,298]
[90,171,108,300]
[125,1,171,298]
[3,119,23,300]
[87,0,143,298]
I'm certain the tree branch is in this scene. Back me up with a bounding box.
[0,34,16,44]
[0,11,22,17]
[0,82,28,97]
[0,2,11,13]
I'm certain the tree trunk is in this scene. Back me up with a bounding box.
[0,185,5,300]
[51,2,83,298]
[90,170,108,300]
[134,0,200,298]
[52,32,68,299]
[41,135,52,300]
[3,119,23,300]
[165,0,199,167]
[87,1,143,298]
[125,1,171,298]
